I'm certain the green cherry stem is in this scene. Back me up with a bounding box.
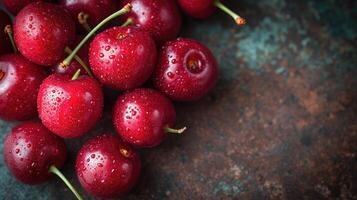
[78,12,92,32]
[121,18,134,27]
[49,165,83,200]
[4,25,18,54]
[64,46,94,77]
[59,3,132,68]
[165,126,187,134]
[71,69,81,80]
[214,0,246,26]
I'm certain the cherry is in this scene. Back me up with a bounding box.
[1,0,47,15]
[0,54,47,121]
[3,122,83,200]
[37,71,103,138]
[58,3,132,70]
[113,88,186,148]
[76,134,141,198]
[177,0,246,25]
[153,38,218,101]
[0,10,12,55]
[13,2,75,66]
[60,0,118,32]
[52,35,92,76]
[89,26,157,90]
[119,0,182,44]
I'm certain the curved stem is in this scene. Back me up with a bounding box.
[121,18,134,27]
[214,0,246,26]
[78,12,92,32]
[60,3,132,68]
[64,47,94,77]
[71,69,81,80]
[4,25,18,54]
[165,126,187,134]
[49,165,83,200]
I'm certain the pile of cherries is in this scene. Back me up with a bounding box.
[0,0,245,199]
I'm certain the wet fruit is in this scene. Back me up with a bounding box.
[76,134,141,198]
[113,88,186,148]
[153,38,218,101]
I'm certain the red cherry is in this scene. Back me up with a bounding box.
[58,3,132,72]
[4,122,84,199]
[37,73,103,138]
[3,122,67,184]
[177,0,246,25]
[76,134,141,198]
[119,0,182,44]
[153,38,219,101]
[89,26,157,90]
[2,0,47,14]
[0,54,47,121]
[52,35,91,76]
[113,88,186,148]
[0,10,12,55]
[60,0,118,32]
[13,2,75,66]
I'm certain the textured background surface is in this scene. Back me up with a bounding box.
[1,0,357,199]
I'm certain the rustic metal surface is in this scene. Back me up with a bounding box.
[1,0,357,199]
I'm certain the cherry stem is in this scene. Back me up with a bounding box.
[214,0,246,26]
[64,46,94,77]
[60,3,132,68]
[4,25,18,54]
[121,18,134,27]
[165,126,187,134]
[71,69,81,80]
[78,12,92,32]
[49,165,83,200]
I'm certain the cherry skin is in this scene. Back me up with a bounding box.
[177,0,246,25]
[37,73,103,138]
[89,26,157,90]
[0,54,47,121]
[0,10,12,55]
[52,35,90,76]
[1,0,47,15]
[119,0,182,44]
[3,122,67,184]
[153,38,219,101]
[13,2,75,66]
[113,88,183,148]
[76,134,141,198]
[60,0,118,32]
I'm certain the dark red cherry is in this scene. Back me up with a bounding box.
[76,134,141,198]
[60,0,118,32]
[89,26,157,90]
[52,35,91,76]
[3,122,83,199]
[0,54,47,121]
[119,0,182,44]
[13,2,75,66]
[177,0,246,25]
[153,38,218,101]
[3,122,67,184]
[37,73,103,138]
[0,10,12,55]
[2,0,47,14]
[113,88,186,148]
